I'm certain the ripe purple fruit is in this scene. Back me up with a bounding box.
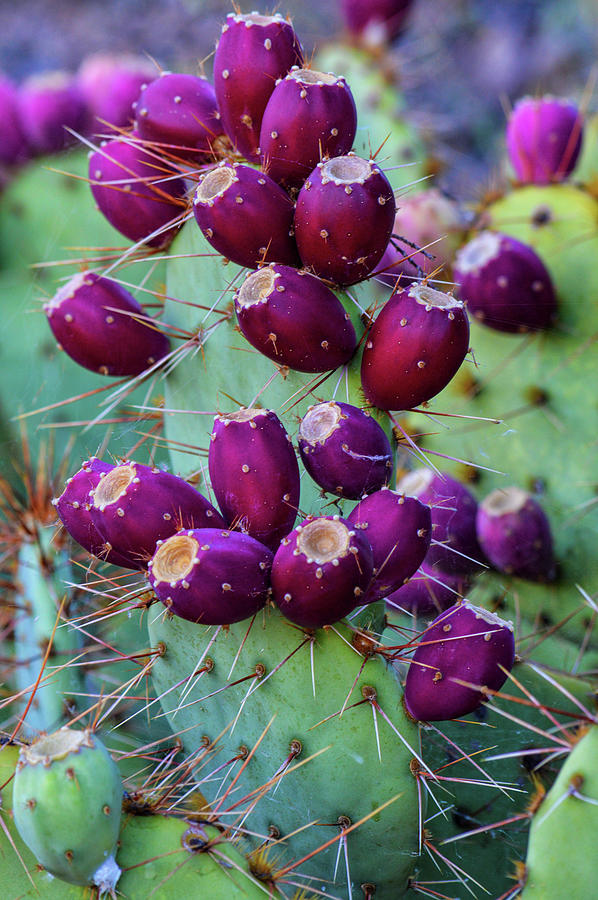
[476,486,556,582]
[294,153,395,285]
[506,95,583,185]
[341,0,414,43]
[148,528,273,625]
[271,515,374,628]
[214,12,304,160]
[297,401,392,499]
[386,561,470,617]
[77,53,156,134]
[0,75,29,165]
[347,488,432,602]
[135,72,226,162]
[53,458,132,567]
[18,71,88,156]
[454,231,557,333]
[361,283,470,410]
[397,468,484,575]
[89,461,226,569]
[89,134,187,248]
[208,408,300,551]
[44,271,170,376]
[403,600,515,722]
[260,67,357,187]
[193,161,300,268]
[234,265,357,372]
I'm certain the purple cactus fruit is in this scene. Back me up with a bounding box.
[77,53,156,133]
[18,71,88,156]
[271,515,374,628]
[506,96,583,185]
[341,0,414,44]
[135,72,226,162]
[89,133,187,248]
[397,468,484,575]
[235,265,357,372]
[0,75,29,166]
[260,67,357,187]
[294,153,395,285]
[454,231,557,333]
[403,600,515,722]
[52,458,132,567]
[297,401,392,499]
[347,487,431,602]
[214,12,304,160]
[148,528,272,625]
[44,271,170,376]
[386,562,470,618]
[89,461,226,569]
[193,161,300,268]
[377,189,467,287]
[361,283,470,411]
[476,487,556,582]
[208,408,300,551]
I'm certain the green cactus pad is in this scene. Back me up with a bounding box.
[148,606,422,897]
[12,727,123,887]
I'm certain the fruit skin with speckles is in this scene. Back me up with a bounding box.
[259,67,357,187]
[88,133,187,248]
[361,283,470,411]
[135,72,225,161]
[298,400,393,499]
[208,408,300,551]
[213,12,304,161]
[476,486,556,582]
[294,152,395,285]
[385,560,470,617]
[403,599,515,721]
[148,527,273,625]
[44,271,171,376]
[77,52,156,134]
[397,468,484,575]
[454,230,557,333]
[234,264,357,373]
[347,487,432,602]
[89,460,226,569]
[506,96,583,185]
[193,161,300,268]
[271,515,374,627]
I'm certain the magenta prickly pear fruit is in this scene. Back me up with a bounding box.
[234,264,357,372]
[361,283,470,410]
[77,52,156,133]
[44,271,170,376]
[0,74,29,165]
[294,152,395,285]
[341,0,414,43]
[297,401,392,499]
[386,561,470,617]
[377,188,467,286]
[52,457,132,567]
[135,72,226,162]
[18,71,88,155]
[260,67,357,187]
[403,600,515,721]
[208,408,300,551]
[397,468,484,575]
[148,528,273,625]
[454,230,557,333]
[506,95,583,185]
[89,133,187,248]
[271,515,374,628]
[347,487,432,602]
[214,12,304,160]
[193,161,300,268]
[476,486,556,582]
[89,461,226,569]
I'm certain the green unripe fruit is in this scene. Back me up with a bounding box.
[13,727,123,889]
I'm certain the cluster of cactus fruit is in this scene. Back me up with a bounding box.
[1,3,597,899]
